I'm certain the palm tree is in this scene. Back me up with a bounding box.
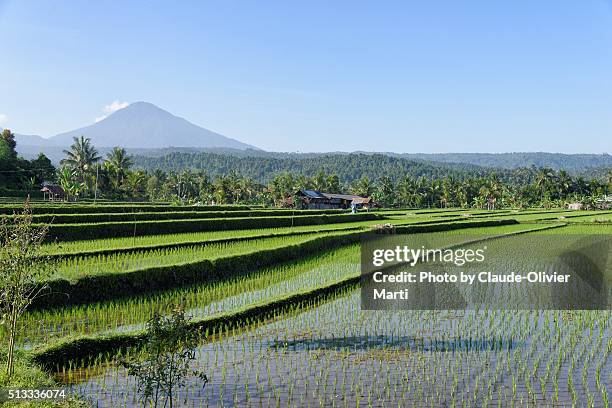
[213,175,231,204]
[269,173,296,205]
[535,168,554,203]
[239,177,256,202]
[427,181,441,208]
[456,181,470,208]
[60,136,100,189]
[440,177,455,208]
[124,171,146,198]
[352,176,374,197]
[226,170,242,203]
[477,185,491,209]
[375,176,395,207]
[105,147,133,188]
[396,177,414,207]
[312,171,327,191]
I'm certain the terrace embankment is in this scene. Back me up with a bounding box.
[35,231,364,309]
[31,221,563,370]
[32,277,360,371]
[34,219,521,309]
[43,213,382,241]
[28,209,347,224]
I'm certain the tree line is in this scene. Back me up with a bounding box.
[0,129,56,191]
[1,130,611,208]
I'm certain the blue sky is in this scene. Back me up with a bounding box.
[1,0,611,153]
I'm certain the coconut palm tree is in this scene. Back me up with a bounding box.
[352,176,374,197]
[396,176,413,207]
[105,147,133,188]
[227,170,242,203]
[124,170,147,198]
[557,170,572,199]
[535,168,554,202]
[60,136,100,189]
[239,177,256,203]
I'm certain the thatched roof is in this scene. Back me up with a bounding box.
[41,185,66,196]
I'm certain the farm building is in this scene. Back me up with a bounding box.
[596,195,612,210]
[41,183,66,201]
[567,202,583,210]
[293,189,373,210]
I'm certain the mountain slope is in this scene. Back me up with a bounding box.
[132,151,495,184]
[0,128,57,147]
[49,101,257,150]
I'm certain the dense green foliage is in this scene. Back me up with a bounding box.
[132,150,612,176]
[0,129,56,190]
[398,152,612,172]
[3,132,611,211]
[132,151,494,182]
[77,153,612,208]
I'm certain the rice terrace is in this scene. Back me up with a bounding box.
[0,197,610,407]
[2,1,612,406]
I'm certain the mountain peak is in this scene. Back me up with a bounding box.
[129,101,155,107]
[119,101,165,112]
[48,102,257,150]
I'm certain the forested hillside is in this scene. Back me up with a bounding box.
[398,152,612,171]
[131,151,612,183]
[132,152,507,184]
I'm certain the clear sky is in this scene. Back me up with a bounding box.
[1,0,611,153]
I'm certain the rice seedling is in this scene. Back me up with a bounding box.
[9,245,361,345]
[39,216,427,256]
[50,230,355,280]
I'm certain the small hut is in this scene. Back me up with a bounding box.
[567,202,583,211]
[294,190,372,210]
[486,196,497,210]
[294,190,333,209]
[41,184,66,201]
[351,196,373,211]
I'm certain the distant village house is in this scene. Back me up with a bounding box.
[40,183,66,201]
[292,189,373,210]
[567,202,583,211]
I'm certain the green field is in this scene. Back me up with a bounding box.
[1,203,610,407]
